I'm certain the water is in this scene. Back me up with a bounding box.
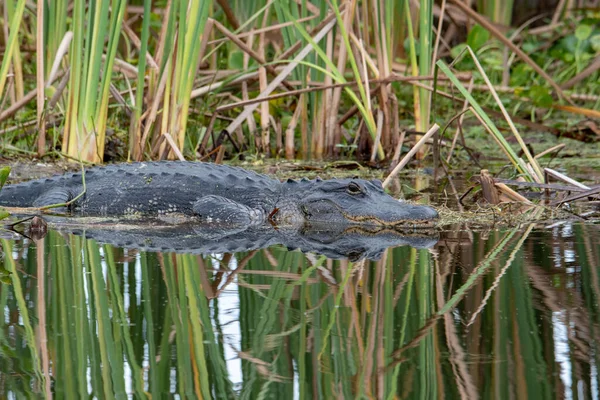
[0,221,599,398]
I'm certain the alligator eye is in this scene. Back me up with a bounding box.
[346,182,362,195]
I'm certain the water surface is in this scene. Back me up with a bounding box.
[0,222,599,398]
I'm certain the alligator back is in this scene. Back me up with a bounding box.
[0,162,280,216]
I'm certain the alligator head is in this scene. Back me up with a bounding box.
[276,178,438,227]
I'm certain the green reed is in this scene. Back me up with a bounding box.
[0,0,26,102]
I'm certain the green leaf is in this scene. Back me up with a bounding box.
[575,24,593,41]
[450,43,467,59]
[521,41,538,53]
[0,166,10,190]
[467,25,490,52]
[281,115,293,130]
[590,35,600,52]
[44,85,57,99]
[0,267,12,284]
[228,51,244,70]
[528,86,553,108]
[510,63,533,86]
[0,208,9,220]
[559,35,578,53]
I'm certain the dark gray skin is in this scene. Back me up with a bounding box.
[0,161,438,227]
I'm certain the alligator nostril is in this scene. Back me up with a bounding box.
[407,204,439,221]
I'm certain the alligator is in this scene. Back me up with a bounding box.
[0,161,438,227]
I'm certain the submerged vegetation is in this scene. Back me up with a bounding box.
[0,0,598,168]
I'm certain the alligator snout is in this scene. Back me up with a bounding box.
[363,198,439,227]
[395,204,439,223]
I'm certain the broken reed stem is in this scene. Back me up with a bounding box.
[494,182,533,204]
[47,69,71,111]
[383,124,440,189]
[551,186,600,206]
[285,94,304,159]
[544,167,590,190]
[47,32,73,86]
[534,144,565,159]
[163,133,185,161]
[370,109,384,162]
[0,88,37,122]
[479,169,500,204]
[492,178,585,192]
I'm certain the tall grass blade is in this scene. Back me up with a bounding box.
[0,0,26,100]
[1,239,45,389]
[86,240,126,397]
[435,58,538,181]
[130,0,152,160]
[104,246,146,397]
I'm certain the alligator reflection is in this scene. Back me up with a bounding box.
[32,218,440,260]
[1,223,599,398]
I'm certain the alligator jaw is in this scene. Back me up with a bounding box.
[299,198,439,228]
[339,211,438,228]
[310,223,438,237]
[271,206,438,229]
